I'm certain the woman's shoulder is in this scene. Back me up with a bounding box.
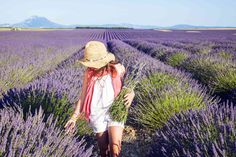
[113,63,126,77]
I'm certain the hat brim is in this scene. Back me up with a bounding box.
[78,52,115,69]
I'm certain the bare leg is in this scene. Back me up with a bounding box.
[96,130,110,157]
[108,126,124,157]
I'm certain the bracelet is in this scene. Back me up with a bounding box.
[72,112,79,117]
[71,113,80,121]
[71,116,78,121]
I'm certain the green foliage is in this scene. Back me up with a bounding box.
[149,103,236,157]
[131,72,207,130]
[4,88,93,136]
[2,65,38,91]
[198,47,212,55]
[109,62,145,123]
[182,56,236,93]
[135,72,180,94]
[213,69,236,93]
[218,51,233,59]
[73,60,84,68]
[166,52,189,67]
[0,104,94,157]
[0,46,79,95]
[109,87,130,122]
[20,90,72,127]
[75,117,93,136]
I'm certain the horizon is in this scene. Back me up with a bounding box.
[0,0,236,27]
[1,15,236,28]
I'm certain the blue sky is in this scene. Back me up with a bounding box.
[0,0,236,26]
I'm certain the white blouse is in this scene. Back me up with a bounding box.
[89,73,115,122]
[89,63,125,123]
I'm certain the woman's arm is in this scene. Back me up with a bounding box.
[114,63,126,79]
[118,63,135,108]
[71,69,88,119]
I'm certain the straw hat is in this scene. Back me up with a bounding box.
[78,41,115,69]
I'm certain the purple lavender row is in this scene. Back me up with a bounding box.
[107,40,218,125]
[0,32,98,154]
[25,40,107,104]
[157,39,236,59]
[124,39,236,104]
[102,29,236,41]
[0,34,91,111]
[126,38,236,61]
[0,32,94,121]
[107,35,236,156]
[124,39,185,62]
[107,40,214,99]
[0,30,94,97]
[66,29,236,43]
[88,29,131,41]
[0,102,94,157]
[0,31,107,111]
[149,101,236,157]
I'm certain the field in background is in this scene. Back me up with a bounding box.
[0,29,236,157]
[1,27,236,31]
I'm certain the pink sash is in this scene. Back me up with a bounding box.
[81,64,123,122]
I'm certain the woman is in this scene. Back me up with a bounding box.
[64,41,135,157]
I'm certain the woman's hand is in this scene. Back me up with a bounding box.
[123,87,135,108]
[64,118,77,134]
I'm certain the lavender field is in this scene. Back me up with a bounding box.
[0,29,236,157]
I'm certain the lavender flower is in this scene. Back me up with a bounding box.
[0,103,94,157]
[149,101,236,157]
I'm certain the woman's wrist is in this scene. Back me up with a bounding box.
[70,117,77,122]
[71,112,80,121]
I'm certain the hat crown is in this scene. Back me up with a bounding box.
[84,41,108,60]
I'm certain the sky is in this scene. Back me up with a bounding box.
[0,0,236,26]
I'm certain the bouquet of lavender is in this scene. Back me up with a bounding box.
[108,62,145,123]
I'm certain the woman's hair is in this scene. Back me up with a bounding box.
[89,57,120,78]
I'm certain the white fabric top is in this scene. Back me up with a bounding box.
[89,73,115,121]
[89,64,125,122]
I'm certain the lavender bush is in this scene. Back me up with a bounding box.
[0,81,94,139]
[165,51,189,67]
[0,31,88,96]
[125,39,236,104]
[107,40,218,130]
[0,103,94,157]
[132,71,216,130]
[0,88,73,127]
[1,29,236,157]
[149,101,236,157]
[182,55,236,104]
[0,48,94,137]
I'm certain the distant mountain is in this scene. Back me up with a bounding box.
[169,24,226,29]
[12,16,65,28]
[170,24,200,29]
[0,23,11,27]
[1,16,235,29]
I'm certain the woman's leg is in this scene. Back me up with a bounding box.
[96,130,110,157]
[108,126,124,157]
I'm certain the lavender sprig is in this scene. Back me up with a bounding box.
[108,61,146,123]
